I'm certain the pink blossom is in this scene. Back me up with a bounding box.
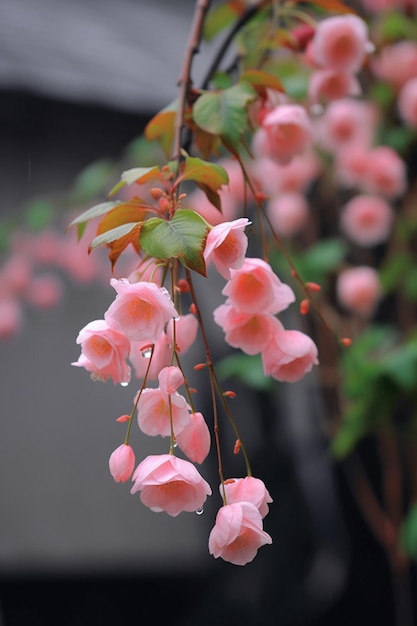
[24,273,63,309]
[105,279,178,343]
[335,145,372,188]
[0,297,23,338]
[129,333,171,381]
[136,387,190,437]
[222,258,295,314]
[315,99,377,153]
[166,314,198,354]
[336,266,382,316]
[266,192,310,237]
[398,78,417,128]
[251,152,321,196]
[130,454,212,517]
[158,366,184,394]
[204,218,251,280]
[254,104,313,165]
[371,40,417,91]
[1,254,32,294]
[308,69,361,104]
[262,329,319,383]
[175,412,211,464]
[109,444,136,483]
[213,302,284,355]
[340,194,394,247]
[208,502,272,566]
[311,15,370,73]
[361,146,406,199]
[223,477,273,518]
[72,319,131,385]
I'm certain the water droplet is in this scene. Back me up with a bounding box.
[173,442,178,448]
[142,348,152,358]
[310,103,324,117]
[120,381,129,387]
[195,508,204,516]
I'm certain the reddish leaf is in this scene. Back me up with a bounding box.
[145,109,177,157]
[240,70,285,93]
[97,202,149,236]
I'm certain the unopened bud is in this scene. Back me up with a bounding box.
[223,390,236,399]
[233,440,241,454]
[341,337,352,347]
[189,303,197,315]
[194,363,206,371]
[116,414,130,423]
[305,281,321,292]
[149,187,164,199]
[177,279,190,293]
[300,299,310,315]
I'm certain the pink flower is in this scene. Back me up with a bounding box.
[308,69,361,104]
[340,194,394,247]
[24,273,63,309]
[109,444,135,483]
[336,266,382,316]
[315,99,377,153]
[208,502,272,566]
[262,329,319,382]
[254,104,313,165]
[105,279,178,343]
[158,366,184,394]
[213,303,284,355]
[223,477,273,518]
[136,387,190,437]
[72,319,131,385]
[361,146,407,199]
[222,258,295,314]
[129,333,171,381]
[166,314,198,354]
[204,218,251,280]
[398,78,417,128]
[371,40,417,92]
[130,454,212,517]
[175,412,211,464]
[311,15,370,73]
[0,297,23,338]
[266,192,310,237]
[251,152,321,196]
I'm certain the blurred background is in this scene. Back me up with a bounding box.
[0,1,409,624]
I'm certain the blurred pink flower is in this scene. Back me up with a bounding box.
[254,104,313,165]
[361,146,407,199]
[398,78,417,128]
[336,266,382,316]
[208,502,272,566]
[308,69,361,104]
[340,194,394,246]
[266,192,310,237]
[311,15,370,73]
[371,40,417,91]
[130,454,212,517]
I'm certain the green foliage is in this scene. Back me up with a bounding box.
[203,0,247,42]
[71,159,115,203]
[24,200,54,232]
[192,82,257,148]
[216,353,274,392]
[400,503,417,560]
[140,209,208,276]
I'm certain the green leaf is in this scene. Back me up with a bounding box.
[68,201,123,228]
[178,157,229,212]
[108,166,161,197]
[140,209,208,276]
[203,1,247,42]
[381,339,417,391]
[400,503,417,559]
[192,82,257,148]
[90,222,140,249]
[71,159,115,202]
[24,200,53,231]
[216,353,273,392]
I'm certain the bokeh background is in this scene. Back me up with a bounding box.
[0,1,412,624]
